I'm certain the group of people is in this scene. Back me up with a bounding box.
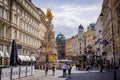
[62,63,72,77]
[45,64,55,76]
[44,63,72,77]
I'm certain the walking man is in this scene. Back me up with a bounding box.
[52,64,55,76]
[45,64,49,76]
[68,64,72,78]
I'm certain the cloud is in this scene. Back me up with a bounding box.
[32,0,103,38]
[52,4,102,38]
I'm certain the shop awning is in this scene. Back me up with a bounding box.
[18,55,26,61]
[30,56,36,61]
[24,56,31,61]
[0,51,4,57]
[4,51,10,57]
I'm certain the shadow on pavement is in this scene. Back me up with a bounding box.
[64,71,120,80]
[58,75,67,78]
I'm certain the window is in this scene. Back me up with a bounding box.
[5,11,9,21]
[14,30,17,39]
[0,8,3,17]
[0,0,3,2]
[0,26,4,37]
[15,4,19,12]
[4,0,9,6]
[14,15,17,24]
[80,51,81,54]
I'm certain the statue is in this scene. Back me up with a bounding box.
[46,8,53,22]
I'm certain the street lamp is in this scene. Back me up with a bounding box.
[100,7,116,80]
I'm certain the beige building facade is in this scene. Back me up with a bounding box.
[0,0,57,67]
[66,38,72,60]
[95,17,103,57]
[86,29,96,54]
[99,0,120,63]
[99,0,118,63]
[65,24,86,63]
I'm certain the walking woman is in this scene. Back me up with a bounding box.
[52,64,55,76]
[45,64,49,76]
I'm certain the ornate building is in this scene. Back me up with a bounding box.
[65,24,86,64]
[0,0,42,65]
[78,24,86,56]
[86,24,96,54]
[66,38,72,60]
[85,24,96,63]
[99,0,120,64]
[95,17,103,61]
[56,33,66,59]
[0,0,57,68]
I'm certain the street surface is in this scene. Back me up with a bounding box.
[15,66,120,80]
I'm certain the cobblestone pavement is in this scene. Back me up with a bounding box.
[15,66,120,80]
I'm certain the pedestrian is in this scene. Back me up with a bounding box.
[52,64,55,76]
[62,63,67,77]
[68,64,72,78]
[45,64,49,76]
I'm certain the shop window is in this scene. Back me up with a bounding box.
[4,58,8,65]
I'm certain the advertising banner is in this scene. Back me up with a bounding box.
[27,66,31,76]
[1,68,11,80]
[20,66,26,77]
[12,67,19,79]
[31,66,34,75]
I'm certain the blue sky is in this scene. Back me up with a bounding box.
[32,0,103,38]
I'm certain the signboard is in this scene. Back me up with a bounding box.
[1,68,11,80]
[27,66,31,76]
[12,67,19,79]
[20,66,26,77]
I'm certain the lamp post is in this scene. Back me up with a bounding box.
[100,7,116,80]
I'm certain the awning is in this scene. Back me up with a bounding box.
[30,56,36,61]
[24,56,31,61]
[18,55,26,61]
[0,51,4,57]
[4,51,10,57]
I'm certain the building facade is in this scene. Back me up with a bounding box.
[113,0,120,63]
[95,17,103,57]
[66,38,72,60]
[78,24,86,56]
[99,0,120,64]
[65,24,86,64]
[0,0,57,67]
[56,33,66,60]
[86,25,96,54]
[0,0,42,65]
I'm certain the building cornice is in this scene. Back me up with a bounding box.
[15,0,40,22]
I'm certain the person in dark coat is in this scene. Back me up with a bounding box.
[45,64,49,76]
[68,64,72,78]
[52,64,55,76]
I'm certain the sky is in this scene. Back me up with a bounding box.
[32,0,103,39]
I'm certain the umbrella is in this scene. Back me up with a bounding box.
[10,39,19,66]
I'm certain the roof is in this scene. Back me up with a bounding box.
[56,33,65,41]
[78,24,84,29]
